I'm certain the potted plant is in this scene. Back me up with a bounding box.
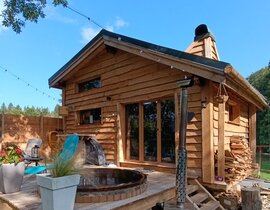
[0,143,25,194]
[36,155,80,210]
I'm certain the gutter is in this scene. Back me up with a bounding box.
[224,65,269,110]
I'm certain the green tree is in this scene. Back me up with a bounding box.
[1,103,7,113]
[247,66,270,145]
[1,0,68,33]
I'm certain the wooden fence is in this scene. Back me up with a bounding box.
[257,145,270,172]
[0,113,63,147]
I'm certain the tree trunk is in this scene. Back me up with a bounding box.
[241,187,262,210]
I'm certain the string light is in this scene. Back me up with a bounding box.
[0,65,60,102]
[66,5,105,29]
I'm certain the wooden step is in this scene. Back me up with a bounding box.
[186,184,199,195]
[190,192,208,205]
[200,200,220,210]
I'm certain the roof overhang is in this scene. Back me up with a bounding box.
[49,36,104,88]
[224,65,268,110]
[102,35,226,83]
[49,30,227,88]
[48,29,268,110]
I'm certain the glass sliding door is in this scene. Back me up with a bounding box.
[144,101,157,161]
[161,99,175,163]
[126,103,139,160]
[125,99,175,164]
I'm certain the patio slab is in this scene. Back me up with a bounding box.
[0,170,176,210]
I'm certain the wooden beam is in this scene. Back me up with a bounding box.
[202,81,214,183]
[249,104,257,163]
[116,103,125,164]
[62,87,67,133]
[218,100,226,179]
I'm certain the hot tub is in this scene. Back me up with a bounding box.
[76,167,147,203]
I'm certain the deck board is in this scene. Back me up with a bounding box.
[0,171,176,210]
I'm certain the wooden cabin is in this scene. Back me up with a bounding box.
[49,24,268,189]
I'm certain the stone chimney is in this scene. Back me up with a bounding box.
[185,24,220,60]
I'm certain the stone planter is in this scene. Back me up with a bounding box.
[0,162,25,194]
[37,173,80,210]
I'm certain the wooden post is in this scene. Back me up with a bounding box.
[62,87,67,133]
[2,112,4,139]
[40,115,44,140]
[202,81,214,183]
[259,146,262,171]
[241,187,262,210]
[0,112,4,150]
[249,104,257,163]
[217,97,227,180]
[116,103,125,165]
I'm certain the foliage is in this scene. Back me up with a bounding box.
[51,155,77,177]
[0,143,24,164]
[1,0,68,33]
[1,102,59,117]
[247,66,270,145]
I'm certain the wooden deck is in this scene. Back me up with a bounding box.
[0,170,176,210]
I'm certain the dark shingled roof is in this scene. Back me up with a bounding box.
[49,29,230,85]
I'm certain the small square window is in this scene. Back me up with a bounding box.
[227,100,240,124]
[79,108,101,125]
[78,77,101,92]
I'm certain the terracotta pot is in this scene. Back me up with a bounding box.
[0,162,25,194]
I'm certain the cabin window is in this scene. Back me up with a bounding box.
[78,77,101,92]
[126,104,139,160]
[227,100,240,124]
[161,99,175,163]
[144,101,157,161]
[125,98,175,164]
[79,108,101,125]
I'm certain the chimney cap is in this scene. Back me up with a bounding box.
[194,24,215,41]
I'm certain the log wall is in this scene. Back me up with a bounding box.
[63,48,203,173]
[213,91,249,152]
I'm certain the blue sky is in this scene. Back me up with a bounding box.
[0,0,269,111]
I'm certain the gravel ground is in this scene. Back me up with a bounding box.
[261,195,270,210]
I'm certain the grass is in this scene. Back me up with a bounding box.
[259,171,270,181]
[256,153,270,181]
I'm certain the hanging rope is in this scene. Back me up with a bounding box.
[215,82,229,103]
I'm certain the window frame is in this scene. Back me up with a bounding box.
[125,97,175,164]
[227,99,240,125]
[77,77,101,93]
[77,108,102,125]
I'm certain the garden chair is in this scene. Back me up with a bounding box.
[24,134,79,174]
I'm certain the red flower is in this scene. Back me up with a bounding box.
[15,148,22,155]
[0,143,24,164]
[0,151,7,157]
